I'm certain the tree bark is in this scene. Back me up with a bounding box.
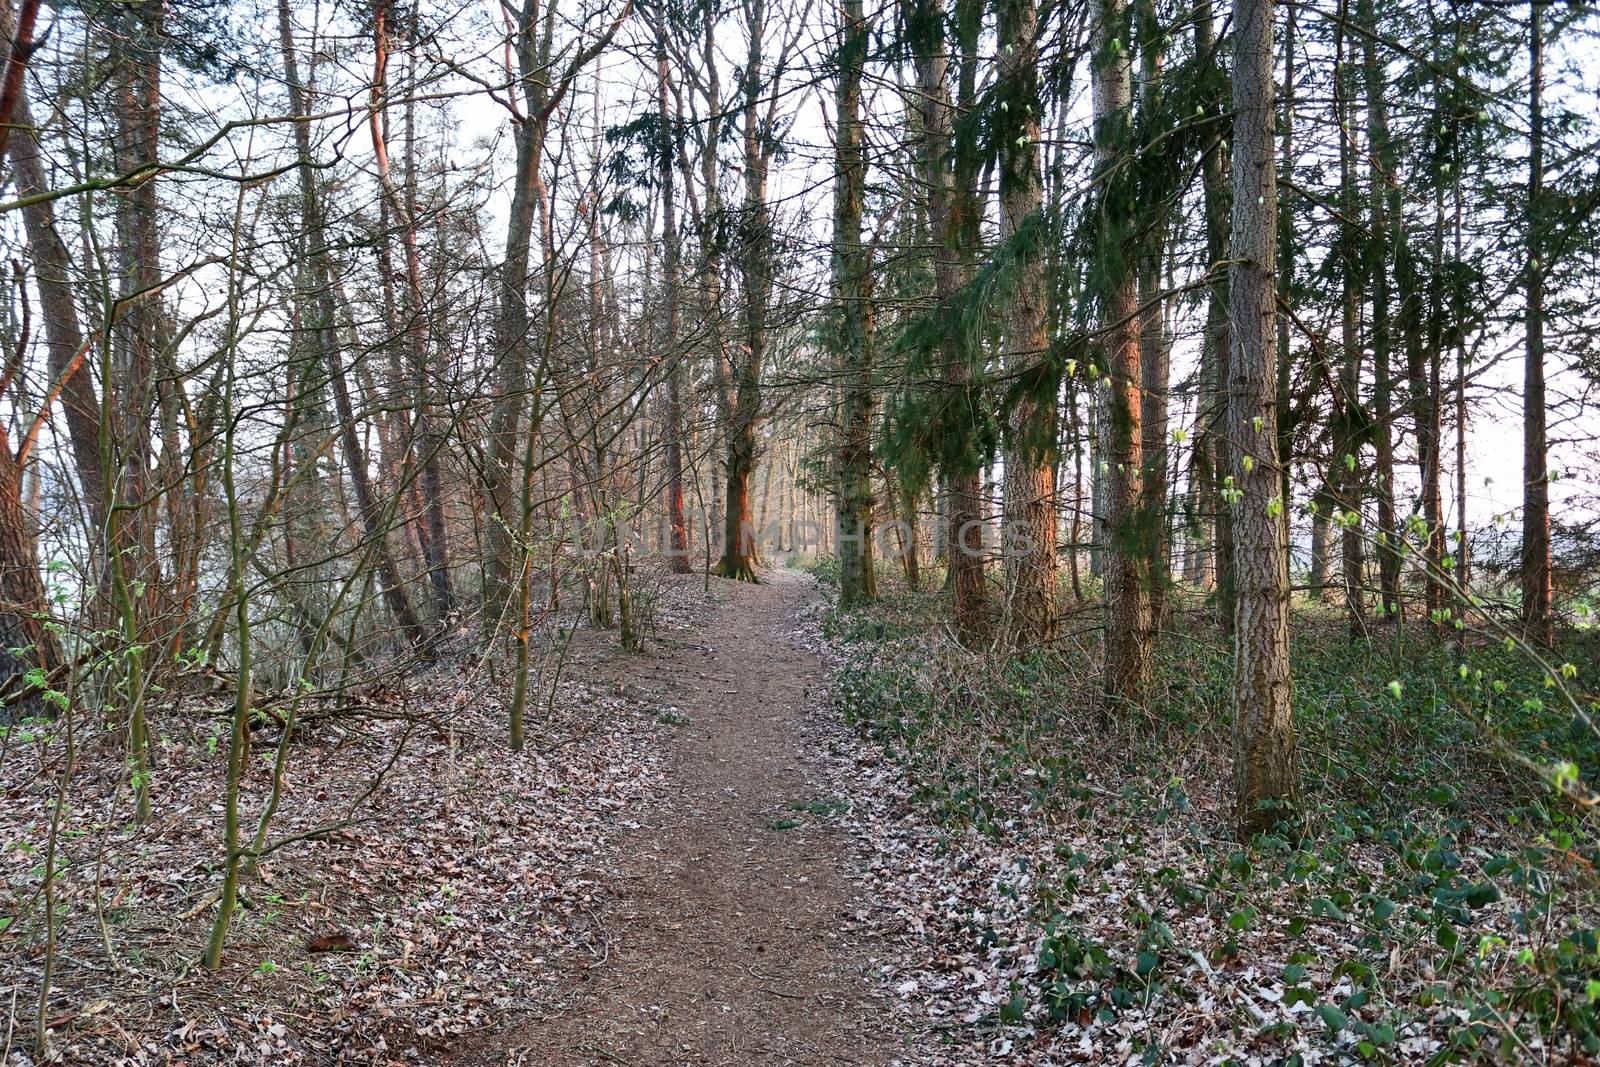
[1333,2,1367,633]
[1196,1,1233,634]
[1136,0,1171,634]
[1094,0,1151,700]
[0,0,105,537]
[654,6,691,575]
[277,0,423,646]
[1522,5,1552,647]
[832,0,876,608]
[714,0,774,583]
[482,0,551,619]
[1362,2,1401,619]
[997,0,1057,649]
[1229,0,1299,838]
[913,0,987,640]
[370,3,453,616]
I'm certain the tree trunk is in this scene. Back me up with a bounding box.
[1197,1,1233,635]
[482,0,552,620]
[370,3,452,616]
[714,0,773,584]
[913,0,987,639]
[996,0,1056,649]
[1522,5,1552,647]
[277,0,423,647]
[1333,4,1367,633]
[1137,0,1171,634]
[0,4,104,537]
[1362,3,1401,619]
[1094,0,1150,701]
[832,0,876,608]
[1228,0,1299,839]
[1309,485,1332,600]
[655,7,691,574]
[108,0,165,820]
[1274,6,1296,560]
[0,422,60,699]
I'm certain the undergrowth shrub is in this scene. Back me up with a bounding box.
[824,583,1600,1061]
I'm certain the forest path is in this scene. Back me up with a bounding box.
[454,566,897,1066]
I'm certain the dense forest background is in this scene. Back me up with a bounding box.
[2,0,1599,1059]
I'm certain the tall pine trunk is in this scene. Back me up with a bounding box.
[1229,0,1299,838]
[1362,1,1401,618]
[997,0,1057,648]
[654,6,691,574]
[1093,0,1151,700]
[1333,4,1367,632]
[1136,0,1171,633]
[1521,6,1552,646]
[832,0,876,608]
[916,0,988,639]
[1196,0,1233,634]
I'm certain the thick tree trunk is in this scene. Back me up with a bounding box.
[996,0,1056,649]
[832,0,876,608]
[1228,0,1299,838]
[913,0,987,639]
[0,4,105,537]
[1197,1,1233,635]
[714,0,772,584]
[1093,0,1150,701]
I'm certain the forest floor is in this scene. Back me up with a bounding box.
[451,567,899,1066]
[1,566,911,1067]
[11,564,1597,1065]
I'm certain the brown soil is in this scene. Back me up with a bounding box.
[451,568,898,1066]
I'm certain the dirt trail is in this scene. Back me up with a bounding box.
[455,568,897,1066]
